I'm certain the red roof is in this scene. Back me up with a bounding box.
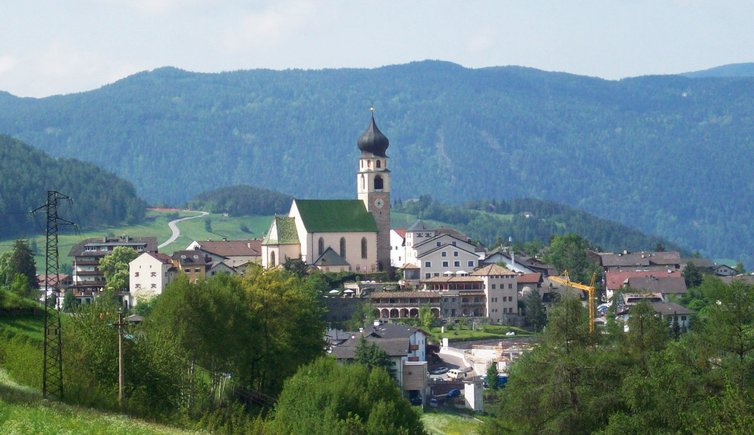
[394,228,406,239]
[606,269,681,290]
[195,239,262,257]
[517,273,542,284]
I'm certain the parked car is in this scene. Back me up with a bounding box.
[410,396,423,406]
[446,389,461,398]
[429,366,449,375]
[446,368,471,380]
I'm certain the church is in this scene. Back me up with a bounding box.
[261,111,392,273]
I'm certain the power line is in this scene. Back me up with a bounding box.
[32,191,74,400]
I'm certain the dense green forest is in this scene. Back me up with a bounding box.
[0,135,145,240]
[396,196,681,255]
[1,61,753,265]
[186,184,292,215]
[491,278,754,433]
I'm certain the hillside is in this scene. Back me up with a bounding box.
[396,197,681,255]
[0,61,753,265]
[186,185,293,215]
[0,135,146,240]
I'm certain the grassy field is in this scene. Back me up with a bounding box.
[421,409,486,435]
[0,368,201,434]
[432,323,532,342]
[0,209,274,271]
[0,314,45,342]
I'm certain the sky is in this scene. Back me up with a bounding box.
[1,0,752,98]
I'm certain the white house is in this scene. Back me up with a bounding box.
[391,229,407,268]
[128,252,176,307]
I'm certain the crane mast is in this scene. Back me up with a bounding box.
[548,271,597,334]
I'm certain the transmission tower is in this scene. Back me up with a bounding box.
[34,191,73,400]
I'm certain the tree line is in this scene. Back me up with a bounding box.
[0,135,146,241]
[489,277,754,433]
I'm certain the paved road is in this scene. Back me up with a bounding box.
[158,211,209,249]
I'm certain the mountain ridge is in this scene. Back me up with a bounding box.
[0,60,751,266]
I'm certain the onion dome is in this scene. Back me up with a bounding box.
[357,112,389,157]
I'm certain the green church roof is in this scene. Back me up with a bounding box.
[295,199,378,233]
[262,216,299,245]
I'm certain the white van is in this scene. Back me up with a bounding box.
[446,369,471,380]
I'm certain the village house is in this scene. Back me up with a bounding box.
[594,250,682,273]
[128,252,176,307]
[68,235,157,303]
[605,269,686,300]
[185,239,262,271]
[330,322,428,403]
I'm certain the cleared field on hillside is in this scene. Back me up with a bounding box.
[0,210,273,270]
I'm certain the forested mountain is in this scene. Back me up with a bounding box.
[0,61,752,265]
[186,185,292,216]
[683,62,754,78]
[0,135,146,239]
[397,196,681,255]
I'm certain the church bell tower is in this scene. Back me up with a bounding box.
[357,109,391,271]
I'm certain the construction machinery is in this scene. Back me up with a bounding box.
[548,271,597,334]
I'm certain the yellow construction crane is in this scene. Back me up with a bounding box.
[548,271,597,334]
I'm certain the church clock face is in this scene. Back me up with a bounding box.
[374,198,384,209]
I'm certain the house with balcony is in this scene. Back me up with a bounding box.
[68,236,157,301]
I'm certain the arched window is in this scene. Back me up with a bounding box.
[361,237,368,259]
[361,175,366,190]
[318,237,324,255]
[270,251,276,267]
[376,160,381,168]
[340,237,346,258]
[374,175,384,190]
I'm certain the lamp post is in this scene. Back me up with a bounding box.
[115,307,125,407]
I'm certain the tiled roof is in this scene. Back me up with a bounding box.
[471,264,516,276]
[599,251,681,268]
[394,228,407,239]
[606,270,682,290]
[195,239,262,257]
[314,247,350,266]
[263,216,299,245]
[147,252,174,264]
[648,302,693,316]
[69,236,158,257]
[517,272,542,284]
[295,199,377,233]
[627,276,687,294]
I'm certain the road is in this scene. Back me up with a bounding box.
[158,211,209,249]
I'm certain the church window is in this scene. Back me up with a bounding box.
[376,160,381,168]
[340,237,346,258]
[270,251,276,267]
[374,175,383,190]
[361,175,366,190]
[361,237,367,259]
[318,237,324,256]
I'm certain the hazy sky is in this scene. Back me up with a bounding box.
[1,0,752,97]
